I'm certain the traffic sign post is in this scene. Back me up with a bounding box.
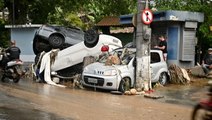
[142,9,153,25]
[136,0,152,92]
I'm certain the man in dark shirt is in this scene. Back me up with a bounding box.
[6,40,21,61]
[154,35,167,60]
[202,48,212,75]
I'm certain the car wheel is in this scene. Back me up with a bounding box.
[118,77,131,93]
[13,76,20,83]
[84,29,99,48]
[1,74,6,82]
[158,72,168,86]
[49,34,65,49]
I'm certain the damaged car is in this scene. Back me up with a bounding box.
[82,48,169,92]
[33,25,86,55]
[34,28,123,85]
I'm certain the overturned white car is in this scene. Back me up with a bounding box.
[35,29,122,85]
[82,48,169,92]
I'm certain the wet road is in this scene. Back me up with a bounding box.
[0,78,209,120]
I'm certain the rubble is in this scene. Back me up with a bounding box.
[190,65,212,78]
[190,65,206,77]
[168,64,190,84]
[144,94,164,99]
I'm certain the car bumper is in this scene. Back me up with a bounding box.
[82,73,121,90]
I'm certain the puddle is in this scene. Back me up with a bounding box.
[153,78,210,106]
[0,91,73,120]
[0,106,70,120]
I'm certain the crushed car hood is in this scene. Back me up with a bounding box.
[83,62,127,75]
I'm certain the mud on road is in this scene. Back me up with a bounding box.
[0,76,209,120]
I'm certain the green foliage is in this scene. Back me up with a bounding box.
[84,0,137,22]
[2,0,137,29]
[0,18,9,47]
[0,1,9,47]
[64,13,84,29]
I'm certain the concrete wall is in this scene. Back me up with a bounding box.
[5,25,42,63]
[10,28,37,62]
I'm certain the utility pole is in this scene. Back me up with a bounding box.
[136,0,152,91]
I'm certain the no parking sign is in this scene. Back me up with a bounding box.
[142,9,153,25]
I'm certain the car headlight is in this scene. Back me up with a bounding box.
[104,70,117,76]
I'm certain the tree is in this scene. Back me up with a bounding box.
[2,0,137,28]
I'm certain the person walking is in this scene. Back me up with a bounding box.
[154,35,167,60]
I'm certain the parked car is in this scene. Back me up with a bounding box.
[33,25,86,55]
[82,48,169,92]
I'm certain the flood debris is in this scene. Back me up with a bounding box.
[144,94,164,99]
[39,49,66,87]
[105,54,120,66]
[123,88,164,99]
[124,88,145,95]
[190,65,206,77]
[168,64,190,84]
[60,74,84,89]
[190,65,212,78]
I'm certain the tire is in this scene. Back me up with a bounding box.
[118,78,131,93]
[158,72,168,86]
[13,76,20,83]
[84,29,99,48]
[49,34,64,49]
[1,74,6,82]
[191,104,211,120]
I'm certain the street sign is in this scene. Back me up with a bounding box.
[142,9,153,25]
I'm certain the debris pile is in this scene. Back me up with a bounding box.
[124,88,145,95]
[39,49,66,87]
[105,54,120,65]
[123,88,164,99]
[168,64,190,84]
[190,65,206,77]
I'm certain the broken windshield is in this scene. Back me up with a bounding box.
[98,48,135,65]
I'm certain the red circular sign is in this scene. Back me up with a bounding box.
[142,9,153,25]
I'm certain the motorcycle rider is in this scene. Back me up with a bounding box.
[6,40,21,60]
[4,40,21,69]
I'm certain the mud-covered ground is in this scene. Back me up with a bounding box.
[0,75,210,120]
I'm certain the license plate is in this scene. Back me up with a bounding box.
[88,78,98,84]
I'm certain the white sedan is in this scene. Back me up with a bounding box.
[82,48,169,92]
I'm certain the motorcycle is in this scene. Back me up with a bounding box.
[0,48,24,83]
[191,81,212,120]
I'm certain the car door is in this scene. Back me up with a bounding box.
[150,51,163,82]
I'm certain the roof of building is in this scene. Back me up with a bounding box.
[96,16,121,27]
[5,24,42,28]
[96,10,204,28]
